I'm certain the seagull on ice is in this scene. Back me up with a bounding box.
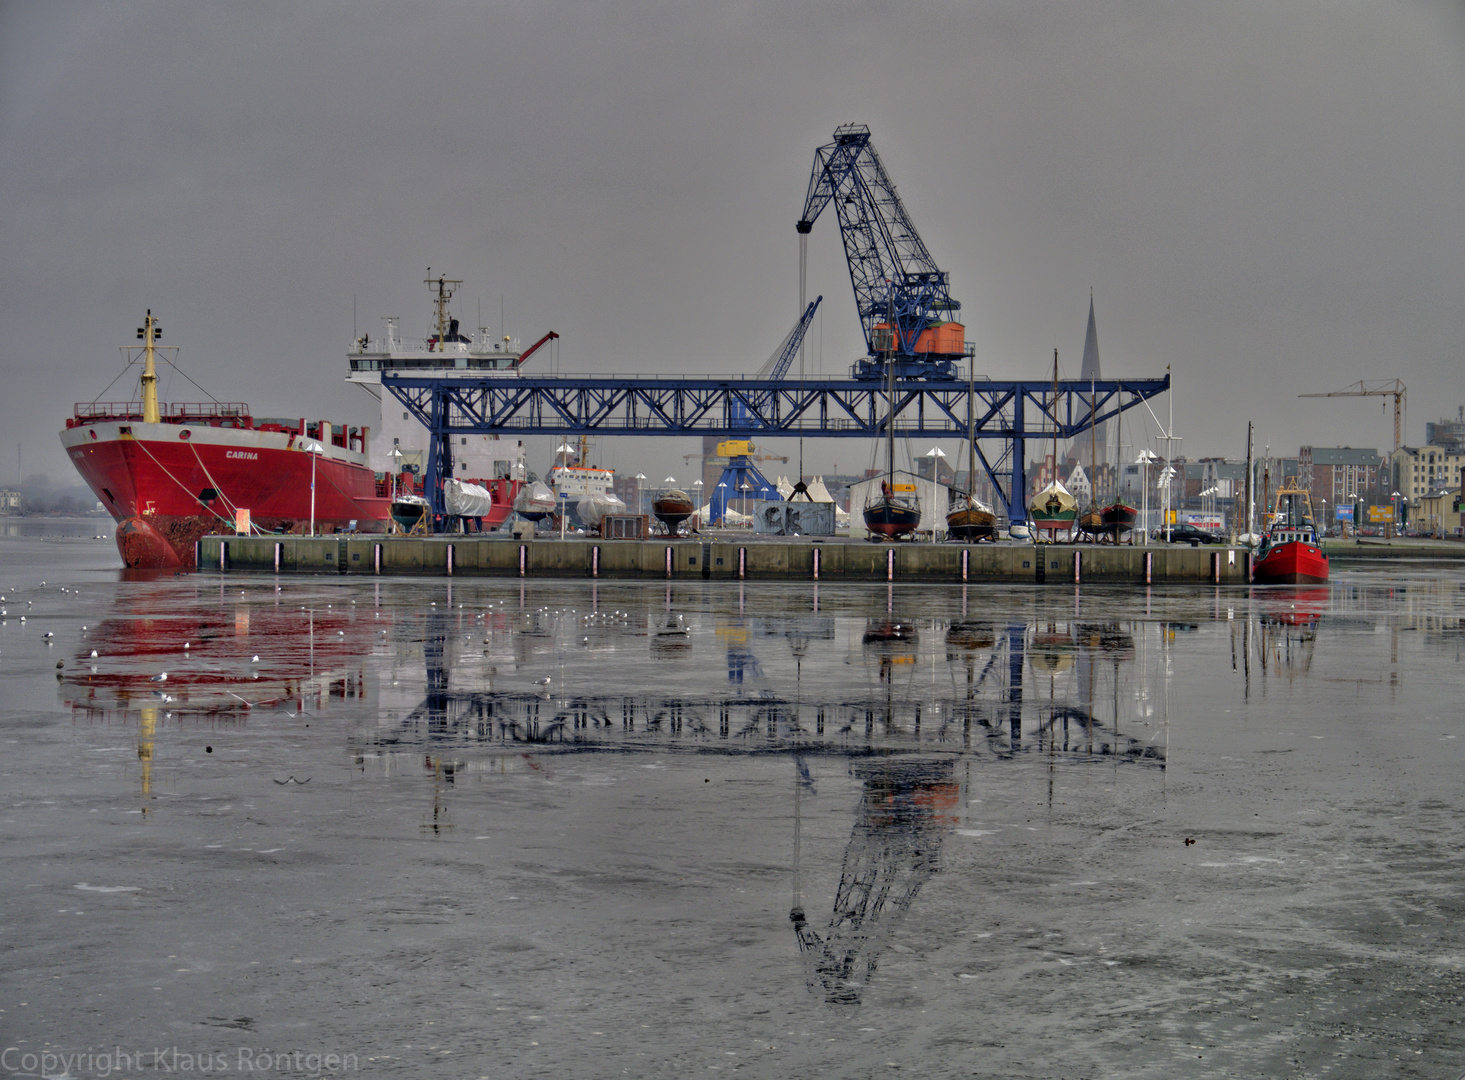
[149,672,168,682]
[250,655,259,663]
[89,650,98,658]
[534,676,552,687]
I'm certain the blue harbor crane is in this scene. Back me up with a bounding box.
[798,124,967,381]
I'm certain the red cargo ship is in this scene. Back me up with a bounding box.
[63,310,394,570]
[1251,478,1330,585]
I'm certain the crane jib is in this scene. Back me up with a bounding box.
[798,124,966,380]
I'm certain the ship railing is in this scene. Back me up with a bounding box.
[73,401,251,422]
[162,402,252,421]
[73,402,145,421]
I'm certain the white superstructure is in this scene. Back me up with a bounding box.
[346,274,533,483]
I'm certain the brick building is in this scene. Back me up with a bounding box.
[1300,446,1385,506]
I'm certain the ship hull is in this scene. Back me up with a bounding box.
[1100,502,1137,535]
[946,505,996,542]
[864,500,921,538]
[653,492,696,535]
[1030,512,1077,539]
[62,421,391,569]
[1252,540,1329,585]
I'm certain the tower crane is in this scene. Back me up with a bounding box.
[1298,379,1407,452]
[797,124,967,381]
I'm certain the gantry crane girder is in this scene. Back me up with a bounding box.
[382,371,1168,527]
[1298,378,1407,452]
[798,124,964,381]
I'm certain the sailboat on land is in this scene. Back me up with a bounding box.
[946,353,996,541]
[1028,349,1077,540]
[863,323,921,539]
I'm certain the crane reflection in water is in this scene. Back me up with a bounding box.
[61,582,1346,1005]
[790,757,958,1005]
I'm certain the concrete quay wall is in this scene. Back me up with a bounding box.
[198,535,1251,584]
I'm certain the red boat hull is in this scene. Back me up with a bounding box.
[1252,540,1329,584]
[864,500,921,538]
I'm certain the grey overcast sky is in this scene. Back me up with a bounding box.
[2,1,1462,485]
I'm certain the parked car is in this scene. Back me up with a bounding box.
[1151,522,1220,545]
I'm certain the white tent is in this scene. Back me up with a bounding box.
[804,475,835,503]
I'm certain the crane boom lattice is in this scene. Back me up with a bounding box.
[1299,379,1407,451]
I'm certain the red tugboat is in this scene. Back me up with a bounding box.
[1252,478,1330,584]
[62,310,393,570]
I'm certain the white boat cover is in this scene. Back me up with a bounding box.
[576,492,627,527]
[514,480,556,516]
[443,478,496,517]
[1029,480,1077,516]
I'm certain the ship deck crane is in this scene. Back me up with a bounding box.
[1299,379,1407,452]
[798,124,967,381]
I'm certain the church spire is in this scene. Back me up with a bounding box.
[1078,291,1106,464]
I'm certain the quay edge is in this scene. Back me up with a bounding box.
[197,535,1255,584]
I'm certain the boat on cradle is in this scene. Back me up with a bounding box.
[1028,350,1077,541]
[864,332,921,540]
[1100,500,1138,541]
[1030,480,1078,540]
[1252,478,1329,584]
[390,493,431,532]
[62,310,390,570]
[652,489,696,535]
[1076,505,1104,540]
[347,273,541,533]
[513,480,557,522]
[946,355,998,542]
[947,497,997,542]
[577,491,628,533]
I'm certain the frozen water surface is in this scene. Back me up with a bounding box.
[2,519,1464,1078]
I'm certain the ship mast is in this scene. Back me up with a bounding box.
[138,309,161,424]
[425,271,462,343]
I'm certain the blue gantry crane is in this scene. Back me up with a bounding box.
[798,124,967,381]
[385,127,1172,530]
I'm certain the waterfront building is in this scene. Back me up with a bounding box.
[1300,446,1385,507]
[1390,446,1465,525]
